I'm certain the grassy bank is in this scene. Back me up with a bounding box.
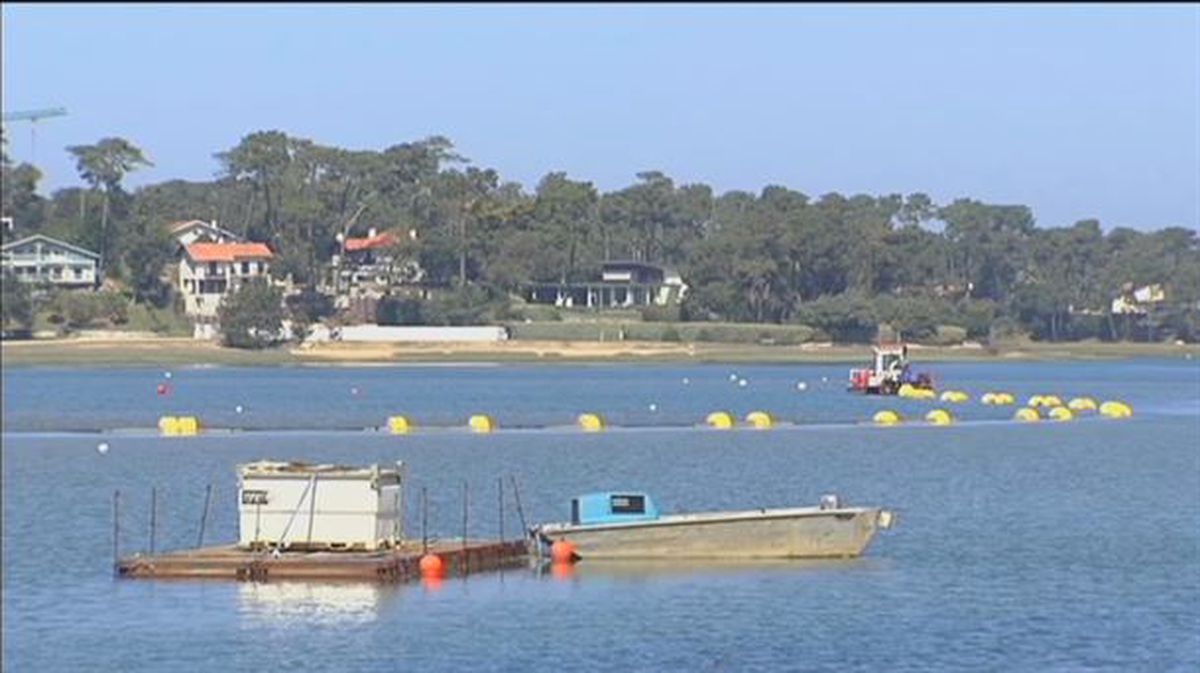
[2,335,1196,368]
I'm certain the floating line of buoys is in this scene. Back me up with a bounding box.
[981,392,1015,405]
[873,410,902,426]
[705,411,735,430]
[1028,395,1063,408]
[1048,407,1075,422]
[940,390,970,403]
[387,416,412,435]
[1099,401,1133,418]
[468,414,496,433]
[158,416,200,436]
[899,384,936,400]
[925,409,954,426]
[1068,397,1097,412]
[745,411,774,429]
[577,413,605,432]
[1014,408,1040,423]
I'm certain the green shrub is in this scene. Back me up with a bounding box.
[641,304,682,323]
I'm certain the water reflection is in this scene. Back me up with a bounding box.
[237,582,397,626]
[534,557,881,583]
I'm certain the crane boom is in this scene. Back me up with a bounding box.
[2,107,68,123]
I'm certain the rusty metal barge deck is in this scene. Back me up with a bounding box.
[116,540,529,583]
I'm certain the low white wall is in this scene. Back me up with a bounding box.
[332,325,509,343]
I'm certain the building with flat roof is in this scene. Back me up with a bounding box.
[521,261,688,309]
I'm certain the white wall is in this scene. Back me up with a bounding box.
[331,325,509,343]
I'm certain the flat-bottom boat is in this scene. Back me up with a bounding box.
[531,492,895,560]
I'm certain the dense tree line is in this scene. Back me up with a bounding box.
[2,129,1197,343]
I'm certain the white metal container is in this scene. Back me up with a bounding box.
[237,460,406,551]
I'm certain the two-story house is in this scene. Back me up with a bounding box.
[179,242,273,338]
[0,234,100,290]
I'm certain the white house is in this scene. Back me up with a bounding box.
[169,220,244,248]
[522,261,688,309]
[179,241,274,338]
[0,234,100,289]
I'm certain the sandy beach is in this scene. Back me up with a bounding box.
[2,335,1196,367]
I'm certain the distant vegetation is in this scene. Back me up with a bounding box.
[2,129,1198,344]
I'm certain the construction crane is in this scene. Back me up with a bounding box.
[1,106,68,165]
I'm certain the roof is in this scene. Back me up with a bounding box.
[238,460,405,481]
[184,242,273,262]
[169,219,243,240]
[344,232,397,252]
[0,234,100,259]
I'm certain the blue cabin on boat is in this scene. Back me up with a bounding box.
[571,492,661,525]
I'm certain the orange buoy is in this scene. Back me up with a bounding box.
[550,540,577,564]
[418,553,445,578]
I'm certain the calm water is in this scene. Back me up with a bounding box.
[3,360,1198,672]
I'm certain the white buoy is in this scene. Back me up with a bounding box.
[163,371,172,379]
[97,442,110,455]
[821,376,829,383]
[738,379,748,387]
[649,403,658,412]
[350,387,359,396]
[729,373,738,382]
[682,377,690,385]
[235,405,244,414]
[796,382,808,391]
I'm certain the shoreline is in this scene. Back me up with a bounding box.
[2,336,1197,368]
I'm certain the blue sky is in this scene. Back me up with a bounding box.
[2,3,1197,230]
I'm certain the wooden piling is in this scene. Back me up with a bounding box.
[196,484,212,549]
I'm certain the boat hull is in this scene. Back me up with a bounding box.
[535,507,889,560]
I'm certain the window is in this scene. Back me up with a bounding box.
[241,261,250,274]
[610,494,646,515]
[74,268,84,279]
[208,262,218,275]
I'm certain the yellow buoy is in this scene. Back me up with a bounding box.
[1014,407,1040,423]
[158,416,179,436]
[388,415,412,434]
[1042,395,1063,408]
[577,413,605,432]
[705,411,735,430]
[940,390,969,403]
[925,409,954,426]
[1027,395,1045,407]
[1048,407,1074,422]
[980,392,997,405]
[898,384,916,398]
[1099,401,1133,418]
[468,414,496,433]
[1068,397,1097,412]
[177,416,200,436]
[745,411,774,429]
[995,393,1015,405]
[873,410,902,426]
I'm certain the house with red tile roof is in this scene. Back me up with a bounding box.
[178,242,275,334]
[332,227,424,299]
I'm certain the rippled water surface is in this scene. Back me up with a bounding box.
[3,360,1198,671]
